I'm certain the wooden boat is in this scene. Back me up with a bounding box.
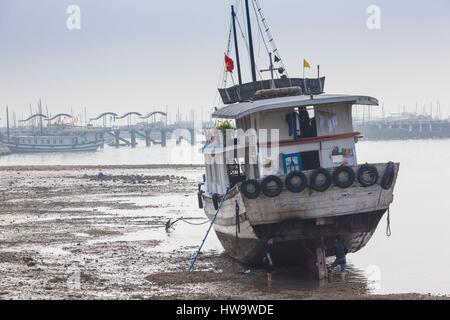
[197,1,399,278]
[4,132,104,153]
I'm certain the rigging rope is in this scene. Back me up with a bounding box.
[213,17,234,108]
[251,0,272,60]
[251,0,289,78]
[235,17,264,81]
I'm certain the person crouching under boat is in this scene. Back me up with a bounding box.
[329,235,348,282]
[263,236,274,284]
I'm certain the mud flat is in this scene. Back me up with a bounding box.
[0,165,446,300]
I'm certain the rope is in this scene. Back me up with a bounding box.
[188,188,231,272]
[213,17,234,108]
[165,217,210,230]
[180,218,210,226]
[386,207,392,237]
[252,0,289,78]
[235,15,264,81]
[251,0,272,60]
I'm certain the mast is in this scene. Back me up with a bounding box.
[231,5,243,85]
[244,0,257,82]
[6,106,10,142]
[38,99,43,133]
[317,65,322,93]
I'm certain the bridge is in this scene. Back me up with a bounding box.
[89,111,213,148]
[2,110,215,148]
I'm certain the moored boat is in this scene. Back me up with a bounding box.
[4,131,104,153]
[197,1,399,278]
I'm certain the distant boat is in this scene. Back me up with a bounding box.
[3,132,104,153]
[0,143,11,156]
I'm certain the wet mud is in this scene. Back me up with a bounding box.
[0,165,446,300]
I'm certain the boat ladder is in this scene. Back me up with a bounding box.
[188,188,231,272]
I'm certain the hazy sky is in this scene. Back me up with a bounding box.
[0,0,449,124]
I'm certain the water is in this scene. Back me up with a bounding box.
[0,141,204,166]
[1,139,450,295]
[353,139,450,295]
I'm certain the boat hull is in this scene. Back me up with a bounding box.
[4,142,103,153]
[213,210,383,265]
[202,163,399,266]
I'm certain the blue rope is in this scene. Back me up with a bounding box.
[188,188,231,272]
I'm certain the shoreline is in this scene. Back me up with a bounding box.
[0,164,205,171]
[0,165,447,300]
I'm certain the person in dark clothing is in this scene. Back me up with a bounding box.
[329,235,349,281]
[263,236,274,284]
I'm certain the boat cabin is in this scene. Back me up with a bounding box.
[202,93,378,195]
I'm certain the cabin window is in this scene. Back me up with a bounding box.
[53,139,57,144]
[300,151,321,171]
[59,139,63,144]
[47,140,51,144]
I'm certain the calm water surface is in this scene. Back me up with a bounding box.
[1,139,449,295]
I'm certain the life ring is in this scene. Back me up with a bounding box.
[197,192,204,209]
[261,175,283,198]
[333,166,355,189]
[212,193,220,210]
[240,180,261,199]
[309,168,332,192]
[381,162,395,190]
[285,171,307,193]
[357,164,379,187]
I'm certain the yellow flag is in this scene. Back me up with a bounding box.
[303,59,311,69]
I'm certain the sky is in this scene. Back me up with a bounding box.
[0,0,449,124]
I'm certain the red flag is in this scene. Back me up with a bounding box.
[225,54,234,73]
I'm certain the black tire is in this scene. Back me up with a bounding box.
[197,192,203,209]
[261,175,283,198]
[357,164,379,187]
[309,168,332,192]
[212,193,220,210]
[285,171,307,193]
[240,180,261,199]
[381,162,395,190]
[333,166,355,189]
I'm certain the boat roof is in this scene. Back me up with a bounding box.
[212,94,379,120]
